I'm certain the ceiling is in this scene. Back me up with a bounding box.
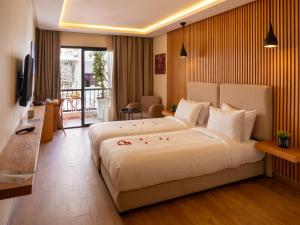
[33,0,254,37]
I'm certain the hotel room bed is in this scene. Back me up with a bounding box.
[100,127,265,192]
[89,82,220,170]
[98,83,273,212]
[89,116,191,169]
[100,127,265,212]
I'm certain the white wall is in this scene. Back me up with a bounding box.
[0,0,35,224]
[153,34,167,108]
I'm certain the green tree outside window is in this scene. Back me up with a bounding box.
[90,51,108,98]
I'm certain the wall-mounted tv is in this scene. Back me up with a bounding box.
[18,54,34,107]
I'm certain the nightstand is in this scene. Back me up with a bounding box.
[162,110,175,117]
[255,141,300,177]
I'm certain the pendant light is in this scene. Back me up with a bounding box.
[180,22,187,58]
[264,0,278,48]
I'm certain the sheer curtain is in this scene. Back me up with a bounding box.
[106,50,114,121]
[111,36,153,120]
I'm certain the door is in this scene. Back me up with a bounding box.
[60,47,110,128]
[82,48,110,126]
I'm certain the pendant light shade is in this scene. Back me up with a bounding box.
[180,44,187,58]
[264,23,278,48]
[264,0,278,48]
[179,22,187,58]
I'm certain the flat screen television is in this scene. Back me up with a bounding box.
[18,54,34,106]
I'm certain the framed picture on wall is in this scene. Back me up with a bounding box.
[155,53,166,74]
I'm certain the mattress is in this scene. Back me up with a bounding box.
[240,140,264,164]
[100,127,265,192]
[88,116,191,167]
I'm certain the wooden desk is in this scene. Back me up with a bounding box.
[162,110,175,117]
[0,106,45,200]
[255,141,300,163]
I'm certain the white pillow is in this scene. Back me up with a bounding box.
[221,103,257,142]
[175,99,203,125]
[188,100,210,126]
[207,107,245,142]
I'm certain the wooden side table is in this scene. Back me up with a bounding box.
[162,110,175,117]
[41,99,60,142]
[52,99,59,131]
[255,141,300,177]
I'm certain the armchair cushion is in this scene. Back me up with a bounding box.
[127,96,163,119]
[140,96,161,111]
[148,104,164,118]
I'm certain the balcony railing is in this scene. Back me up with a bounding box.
[61,88,111,112]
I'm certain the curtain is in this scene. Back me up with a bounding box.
[34,29,61,101]
[106,50,114,121]
[112,36,153,120]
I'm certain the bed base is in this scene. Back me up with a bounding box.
[90,143,101,170]
[101,160,264,212]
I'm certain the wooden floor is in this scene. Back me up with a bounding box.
[9,128,300,225]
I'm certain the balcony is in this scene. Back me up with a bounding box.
[61,88,111,127]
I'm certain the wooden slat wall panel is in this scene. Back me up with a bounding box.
[167,0,300,183]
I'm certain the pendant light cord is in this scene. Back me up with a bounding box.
[181,23,183,46]
[270,0,272,24]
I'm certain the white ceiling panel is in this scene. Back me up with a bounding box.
[33,0,255,36]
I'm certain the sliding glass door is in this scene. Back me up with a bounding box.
[82,49,112,125]
[60,47,111,128]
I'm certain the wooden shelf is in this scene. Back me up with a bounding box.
[255,141,300,163]
[162,110,175,117]
[0,106,45,200]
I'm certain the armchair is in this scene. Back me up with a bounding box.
[127,96,163,119]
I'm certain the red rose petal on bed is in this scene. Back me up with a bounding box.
[166,138,169,140]
[144,142,148,144]
[159,137,162,140]
[139,138,143,140]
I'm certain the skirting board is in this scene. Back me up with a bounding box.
[273,174,300,191]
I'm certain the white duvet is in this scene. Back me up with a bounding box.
[88,117,190,162]
[100,127,264,192]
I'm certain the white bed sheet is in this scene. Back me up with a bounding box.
[100,127,265,192]
[88,116,191,162]
[240,140,265,164]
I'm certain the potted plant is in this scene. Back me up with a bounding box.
[170,103,177,112]
[277,131,291,148]
[90,51,109,121]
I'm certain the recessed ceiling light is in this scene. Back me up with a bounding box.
[59,0,221,34]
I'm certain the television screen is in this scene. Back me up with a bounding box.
[19,54,34,106]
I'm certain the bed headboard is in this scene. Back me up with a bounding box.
[187,82,220,107]
[220,84,273,141]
